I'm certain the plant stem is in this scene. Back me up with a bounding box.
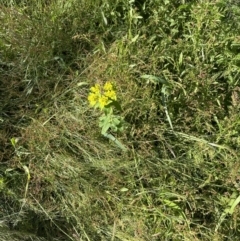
[102,132,127,152]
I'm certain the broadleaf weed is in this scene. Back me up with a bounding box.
[88,81,127,151]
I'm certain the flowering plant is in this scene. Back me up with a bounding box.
[88,82,117,110]
[88,81,126,151]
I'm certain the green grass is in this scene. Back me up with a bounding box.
[1,0,240,240]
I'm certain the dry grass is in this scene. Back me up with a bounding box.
[1,0,240,240]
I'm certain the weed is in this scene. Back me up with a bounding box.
[88,81,126,151]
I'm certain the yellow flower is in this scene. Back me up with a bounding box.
[88,81,117,109]
[88,92,98,107]
[104,90,117,101]
[99,95,109,109]
[103,81,113,91]
[90,84,101,94]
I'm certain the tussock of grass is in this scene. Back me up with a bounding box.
[1,0,240,240]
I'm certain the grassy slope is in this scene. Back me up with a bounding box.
[1,0,240,240]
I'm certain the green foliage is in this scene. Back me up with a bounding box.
[99,109,125,134]
[88,81,126,150]
[1,0,240,240]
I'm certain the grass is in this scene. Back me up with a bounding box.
[1,0,240,240]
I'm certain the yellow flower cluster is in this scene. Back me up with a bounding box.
[88,81,117,109]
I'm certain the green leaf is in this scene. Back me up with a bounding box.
[179,52,183,65]
[99,112,113,133]
[215,192,240,232]
[112,117,120,126]
[101,122,111,134]
[229,194,240,215]
[10,137,19,148]
[163,199,181,211]
[120,187,129,192]
[118,126,125,132]
[131,34,139,43]
[105,100,122,112]
[101,10,108,25]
